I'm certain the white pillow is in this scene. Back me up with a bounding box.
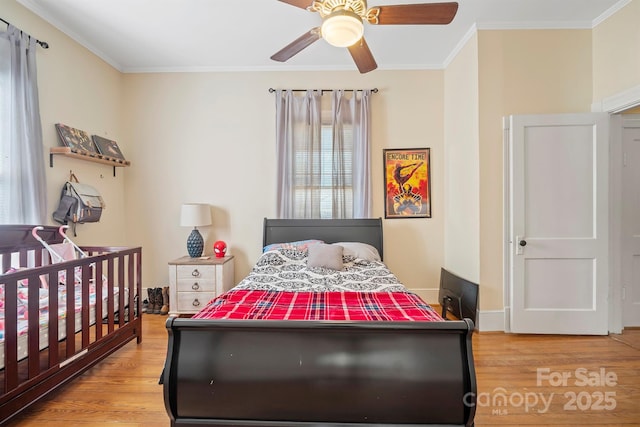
[334,242,381,262]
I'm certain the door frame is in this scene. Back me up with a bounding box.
[609,114,622,333]
[503,84,640,334]
[503,119,512,332]
[597,85,640,333]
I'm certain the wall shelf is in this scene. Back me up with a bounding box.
[49,147,130,176]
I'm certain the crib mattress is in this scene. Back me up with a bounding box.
[0,283,128,369]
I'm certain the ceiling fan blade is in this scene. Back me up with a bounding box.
[271,28,321,62]
[277,0,314,10]
[347,38,377,74]
[375,2,458,25]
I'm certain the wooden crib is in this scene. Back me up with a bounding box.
[0,225,142,424]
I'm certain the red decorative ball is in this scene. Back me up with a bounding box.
[213,240,227,258]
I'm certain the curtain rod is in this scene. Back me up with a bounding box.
[269,88,378,94]
[1,17,49,48]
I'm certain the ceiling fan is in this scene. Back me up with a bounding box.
[271,0,459,74]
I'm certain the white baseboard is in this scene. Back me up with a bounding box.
[478,310,505,332]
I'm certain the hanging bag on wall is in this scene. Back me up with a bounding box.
[53,172,105,232]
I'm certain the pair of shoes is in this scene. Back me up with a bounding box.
[147,287,162,314]
[160,286,169,315]
[146,287,169,314]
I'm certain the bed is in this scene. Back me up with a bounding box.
[0,224,142,424]
[163,218,476,427]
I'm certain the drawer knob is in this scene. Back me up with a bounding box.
[192,283,200,290]
[192,299,201,307]
[192,268,200,277]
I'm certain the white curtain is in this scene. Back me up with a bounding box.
[275,89,371,219]
[0,25,47,224]
[333,89,371,218]
[275,89,322,218]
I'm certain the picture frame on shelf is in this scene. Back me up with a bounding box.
[92,135,126,160]
[55,123,96,153]
[383,147,431,219]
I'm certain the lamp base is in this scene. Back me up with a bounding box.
[186,228,204,258]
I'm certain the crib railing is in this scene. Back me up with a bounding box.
[0,225,142,424]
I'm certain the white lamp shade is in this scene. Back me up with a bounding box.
[180,203,212,227]
[321,10,364,48]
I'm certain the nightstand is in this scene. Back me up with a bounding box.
[167,255,234,316]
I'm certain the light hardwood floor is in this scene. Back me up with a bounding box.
[6,314,640,427]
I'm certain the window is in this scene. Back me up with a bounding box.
[292,124,353,219]
[275,89,371,220]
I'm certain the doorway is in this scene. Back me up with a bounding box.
[619,114,640,327]
[504,105,640,333]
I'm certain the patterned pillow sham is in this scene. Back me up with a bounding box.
[263,239,324,253]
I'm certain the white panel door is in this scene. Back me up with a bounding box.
[508,113,609,335]
[622,117,640,326]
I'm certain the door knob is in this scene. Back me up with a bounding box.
[519,240,527,247]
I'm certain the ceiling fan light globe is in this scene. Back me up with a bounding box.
[321,10,364,47]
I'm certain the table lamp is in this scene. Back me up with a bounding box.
[180,203,212,257]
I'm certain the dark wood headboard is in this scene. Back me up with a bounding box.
[263,218,384,261]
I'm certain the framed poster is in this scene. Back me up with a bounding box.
[383,148,431,218]
[55,123,96,153]
[92,135,126,160]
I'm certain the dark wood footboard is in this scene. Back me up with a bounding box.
[163,318,476,427]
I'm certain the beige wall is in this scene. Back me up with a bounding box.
[593,0,640,102]
[5,0,128,245]
[476,29,594,310]
[8,0,640,316]
[443,33,480,282]
[6,1,446,300]
[122,71,446,299]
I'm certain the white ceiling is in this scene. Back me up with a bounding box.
[17,0,627,73]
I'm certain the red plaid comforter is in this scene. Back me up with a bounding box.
[192,289,443,322]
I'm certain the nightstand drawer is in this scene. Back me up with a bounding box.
[176,265,215,282]
[176,278,214,292]
[176,292,215,312]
